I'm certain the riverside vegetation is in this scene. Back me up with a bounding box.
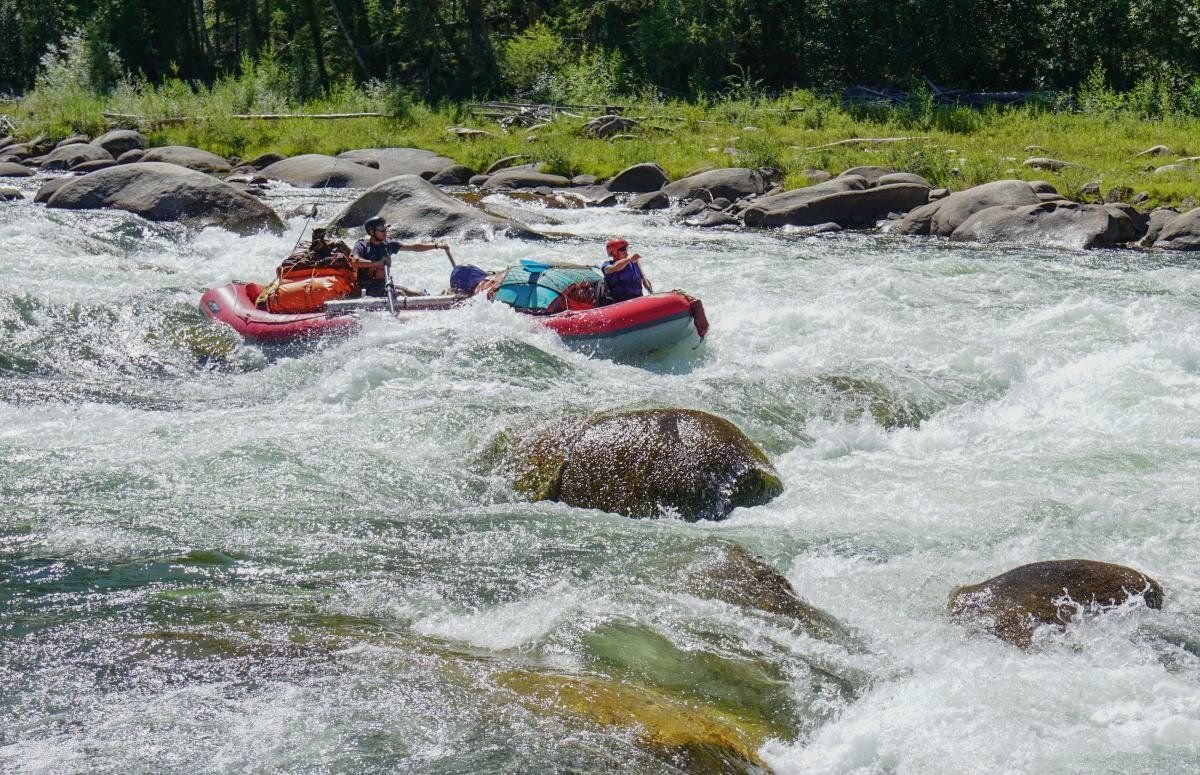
[4,28,1200,210]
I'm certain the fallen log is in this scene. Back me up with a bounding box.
[797,136,931,151]
[102,111,387,124]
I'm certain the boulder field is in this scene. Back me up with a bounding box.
[6,127,1200,249]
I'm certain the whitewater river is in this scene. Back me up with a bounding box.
[2,176,1199,774]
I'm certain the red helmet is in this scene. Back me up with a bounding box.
[605,238,629,257]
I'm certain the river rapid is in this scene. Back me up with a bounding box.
[2,176,1200,774]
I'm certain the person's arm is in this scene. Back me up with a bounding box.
[602,255,638,274]
[393,242,450,252]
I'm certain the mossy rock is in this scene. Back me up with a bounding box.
[691,543,849,642]
[949,559,1164,647]
[498,670,778,774]
[505,408,783,521]
[583,620,798,732]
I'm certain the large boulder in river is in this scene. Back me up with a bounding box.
[744,182,929,228]
[739,176,869,221]
[326,174,542,240]
[34,176,75,203]
[949,200,1139,249]
[606,162,670,193]
[949,559,1163,647]
[502,408,783,521]
[1154,208,1200,251]
[482,168,572,190]
[258,154,392,188]
[896,179,1042,237]
[0,161,33,177]
[92,129,147,158]
[663,168,764,201]
[45,162,283,234]
[140,146,232,174]
[336,147,455,179]
[40,142,113,171]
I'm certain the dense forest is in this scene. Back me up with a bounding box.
[2,1,1200,100]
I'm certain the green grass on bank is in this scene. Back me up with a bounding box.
[7,81,1200,209]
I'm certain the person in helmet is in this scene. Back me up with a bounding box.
[351,215,451,296]
[600,238,653,304]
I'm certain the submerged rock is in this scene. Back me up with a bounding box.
[690,543,847,640]
[499,670,778,774]
[502,408,783,520]
[326,174,542,240]
[45,162,284,234]
[949,559,1164,647]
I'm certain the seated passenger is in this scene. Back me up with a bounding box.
[601,237,653,305]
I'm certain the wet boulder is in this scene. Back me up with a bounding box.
[1154,207,1200,251]
[895,179,1042,236]
[663,168,764,201]
[690,543,847,640]
[0,162,33,177]
[91,129,147,158]
[45,162,284,234]
[482,168,572,190]
[326,173,542,240]
[336,147,456,178]
[140,145,232,174]
[949,559,1163,647]
[744,183,930,228]
[606,162,670,193]
[949,200,1139,249]
[503,408,783,521]
[258,154,392,188]
[40,142,113,171]
[0,187,21,201]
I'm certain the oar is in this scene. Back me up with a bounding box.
[382,259,397,315]
[443,246,456,267]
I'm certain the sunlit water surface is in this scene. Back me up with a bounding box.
[2,177,1199,773]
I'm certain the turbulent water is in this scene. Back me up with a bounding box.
[3,173,1200,774]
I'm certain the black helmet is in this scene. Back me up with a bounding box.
[364,215,387,233]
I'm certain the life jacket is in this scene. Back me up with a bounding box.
[257,241,357,313]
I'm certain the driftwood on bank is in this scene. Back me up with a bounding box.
[102,111,387,126]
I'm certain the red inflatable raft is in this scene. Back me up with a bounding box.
[200,281,708,359]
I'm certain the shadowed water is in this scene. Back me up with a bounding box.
[2,180,1199,772]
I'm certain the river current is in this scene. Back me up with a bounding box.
[2,175,1199,773]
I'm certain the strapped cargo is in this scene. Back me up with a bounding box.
[257,240,357,314]
[489,263,601,314]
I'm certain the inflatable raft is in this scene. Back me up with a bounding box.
[200,264,708,359]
